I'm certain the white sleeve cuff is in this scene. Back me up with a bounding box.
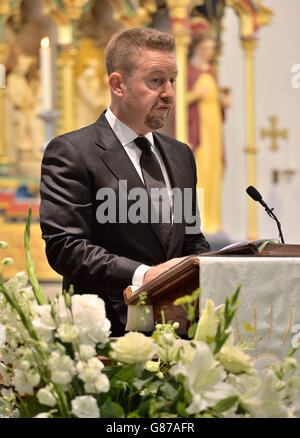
[132,264,151,286]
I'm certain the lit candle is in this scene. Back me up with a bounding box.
[40,37,53,111]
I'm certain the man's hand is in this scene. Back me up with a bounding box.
[143,257,188,285]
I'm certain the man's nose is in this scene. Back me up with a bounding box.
[161,80,174,99]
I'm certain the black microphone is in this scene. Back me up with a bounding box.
[246,185,285,244]
[246,186,268,208]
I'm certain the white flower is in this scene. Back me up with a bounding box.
[71,395,100,418]
[32,303,56,342]
[76,344,96,361]
[57,324,79,343]
[272,357,299,377]
[77,357,103,381]
[37,386,57,407]
[171,341,236,414]
[84,373,110,394]
[110,332,155,364]
[229,370,290,418]
[48,351,76,385]
[0,241,8,249]
[219,334,253,374]
[5,271,27,295]
[55,295,111,346]
[12,369,40,396]
[27,371,41,387]
[77,358,109,394]
[156,333,196,365]
[194,299,223,342]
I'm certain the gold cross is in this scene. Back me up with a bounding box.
[261,116,288,151]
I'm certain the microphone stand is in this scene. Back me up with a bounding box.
[262,202,285,244]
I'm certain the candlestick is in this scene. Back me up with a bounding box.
[40,37,53,111]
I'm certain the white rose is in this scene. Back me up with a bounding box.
[37,387,57,407]
[170,341,236,414]
[219,334,253,374]
[110,332,155,364]
[57,324,79,343]
[71,395,100,418]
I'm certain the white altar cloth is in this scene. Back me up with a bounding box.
[199,256,300,362]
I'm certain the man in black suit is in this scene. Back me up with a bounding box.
[40,28,210,336]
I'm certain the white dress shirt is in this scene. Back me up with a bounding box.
[105,107,173,286]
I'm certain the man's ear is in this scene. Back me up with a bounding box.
[108,72,125,98]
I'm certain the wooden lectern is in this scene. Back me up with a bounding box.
[123,240,300,336]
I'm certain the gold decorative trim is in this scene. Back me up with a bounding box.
[282,307,293,344]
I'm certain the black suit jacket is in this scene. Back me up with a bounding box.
[40,111,210,335]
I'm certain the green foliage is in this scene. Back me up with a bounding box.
[213,286,241,355]
[174,288,201,340]
[101,399,125,418]
[24,206,46,305]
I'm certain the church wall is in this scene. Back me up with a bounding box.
[219,0,300,243]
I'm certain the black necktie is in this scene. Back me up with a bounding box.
[134,136,172,248]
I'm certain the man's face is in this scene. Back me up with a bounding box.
[117,49,178,135]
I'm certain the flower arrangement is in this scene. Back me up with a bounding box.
[0,210,300,418]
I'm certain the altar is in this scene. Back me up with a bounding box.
[125,255,300,364]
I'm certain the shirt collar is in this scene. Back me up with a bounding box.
[105,107,154,148]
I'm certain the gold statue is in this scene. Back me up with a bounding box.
[76,58,110,128]
[187,32,232,235]
[6,53,45,178]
